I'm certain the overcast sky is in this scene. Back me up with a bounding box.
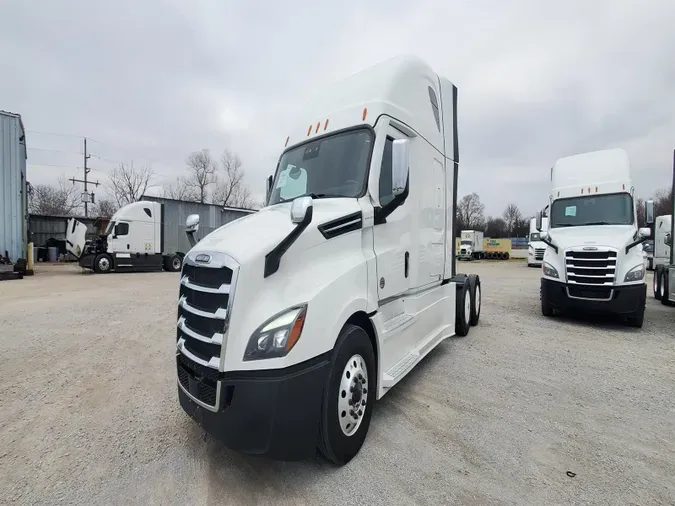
[2,0,674,217]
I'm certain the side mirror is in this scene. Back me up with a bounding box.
[535,210,543,232]
[645,199,654,225]
[185,214,200,233]
[638,227,651,238]
[391,139,410,196]
[266,175,273,204]
[540,230,549,241]
[291,196,313,224]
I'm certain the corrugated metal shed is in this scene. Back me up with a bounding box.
[0,111,28,261]
[28,214,99,249]
[141,196,256,253]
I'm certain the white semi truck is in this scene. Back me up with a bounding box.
[66,201,187,273]
[650,215,671,271]
[527,216,549,267]
[458,230,484,260]
[174,55,483,465]
[536,148,651,327]
[652,151,675,304]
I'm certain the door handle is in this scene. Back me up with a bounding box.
[404,251,409,278]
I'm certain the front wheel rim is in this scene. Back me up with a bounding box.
[173,257,181,269]
[338,354,368,437]
[99,257,110,271]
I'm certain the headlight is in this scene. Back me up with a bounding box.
[243,305,307,361]
[624,264,645,282]
[543,262,559,279]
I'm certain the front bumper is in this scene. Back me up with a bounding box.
[177,351,331,460]
[541,278,646,315]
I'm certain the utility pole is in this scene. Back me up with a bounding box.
[70,137,100,217]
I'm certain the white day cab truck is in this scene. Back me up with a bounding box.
[527,215,549,267]
[66,201,186,273]
[536,148,651,327]
[174,55,483,465]
[652,150,675,305]
[457,230,484,260]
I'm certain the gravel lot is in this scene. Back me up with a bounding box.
[1,261,674,505]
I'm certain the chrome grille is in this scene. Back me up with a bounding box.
[565,249,617,285]
[176,251,239,411]
[534,248,545,261]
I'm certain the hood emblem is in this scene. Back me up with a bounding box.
[582,246,598,251]
[195,254,211,263]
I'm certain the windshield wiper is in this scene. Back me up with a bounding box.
[277,193,345,203]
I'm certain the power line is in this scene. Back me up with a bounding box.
[29,163,81,169]
[27,147,82,155]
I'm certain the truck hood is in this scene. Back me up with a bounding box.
[192,199,363,264]
[548,225,638,251]
[65,218,88,258]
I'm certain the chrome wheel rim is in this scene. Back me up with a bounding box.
[172,257,181,270]
[464,291,471,322]
[338,354,368,436]
[99,257,110,271]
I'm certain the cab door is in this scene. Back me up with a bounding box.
[373,125,411,302]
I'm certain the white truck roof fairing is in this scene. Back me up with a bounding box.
[285,55,458,162]
[550,148,632,200]
[109,201,159,223]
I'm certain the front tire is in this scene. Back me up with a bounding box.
[468,274,481,326]
[661,270,673,306]
[94,253,112,274]
[317,324,376,466]
[455,277,471,336]
[170,254,182,272]
[541,284,554,317]
[654,266,662,300]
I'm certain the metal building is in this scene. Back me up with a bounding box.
[141,195,256,253]
[0,111,28,262]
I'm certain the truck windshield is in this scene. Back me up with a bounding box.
[268,128,373,205]
[104,221,115,235]
[550,193,634,228]
[530,233,541,241]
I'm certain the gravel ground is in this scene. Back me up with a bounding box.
[1,261,674,505]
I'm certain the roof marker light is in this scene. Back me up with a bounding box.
[595,186,598,192]
[362,108,368,121]
[324,119,329,130]
[285,136,289,147]
[315,121,321,134]
[581,188,584,194]
[588,187,591,194]
[622,184,625,190]
[307,125,312,136]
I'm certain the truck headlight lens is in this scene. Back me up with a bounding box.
[243,305,307,361]
[543,262,559,279]
[624,264,645,282]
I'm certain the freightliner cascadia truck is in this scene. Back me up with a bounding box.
[652,150,675,305]
[536,148,651,327]
[174,55,483,465]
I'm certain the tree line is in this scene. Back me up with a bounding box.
[28,147,258,218]
[456,192,531,238]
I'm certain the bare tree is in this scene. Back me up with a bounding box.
[212,149,254,208]
[92,198,118,218]
[107,162,155,207]
[636,197,646,228]
[163,176,198,202]
[185,149,218,203]
[456,193,486,234]
[485,217,508,238]
[502,203,523,236]
[29,176,81,216]
[653,187,673,218]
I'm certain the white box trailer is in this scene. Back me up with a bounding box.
[174,55,484,465]
[457,230,484,260]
